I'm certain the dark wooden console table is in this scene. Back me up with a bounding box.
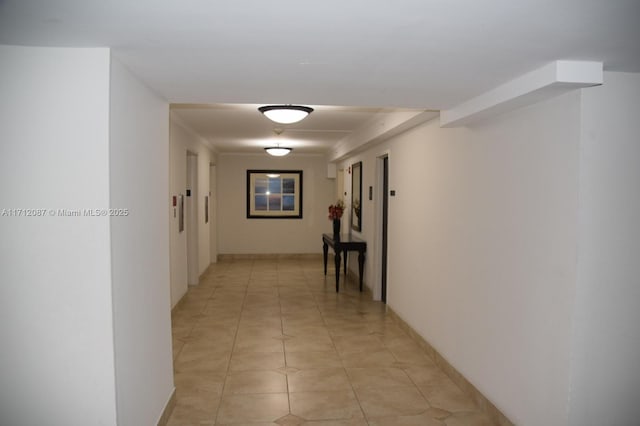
[322,233,366,292]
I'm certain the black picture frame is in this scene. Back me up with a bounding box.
[205,195,209,224]
[351,161,362,232]
[246,170,303,219]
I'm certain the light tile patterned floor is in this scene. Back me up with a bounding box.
[168,257,495,425]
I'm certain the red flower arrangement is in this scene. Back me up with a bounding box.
[328,200,345,220]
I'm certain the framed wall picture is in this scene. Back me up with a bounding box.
[178,194,184,232]
[351,161,362,232]
[246,170,303,219]
[205,195,209,224]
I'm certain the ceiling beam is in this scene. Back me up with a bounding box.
[440,60,603,128]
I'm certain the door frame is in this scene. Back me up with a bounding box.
[186,151,199,286]
[373,151,390,301]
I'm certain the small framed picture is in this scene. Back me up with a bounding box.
[205,195,209,224]
[178,194,185,232]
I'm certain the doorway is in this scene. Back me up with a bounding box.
[186,152,199,286]
[374,154,389,302]
[381,156,389,303]
[209,164,217,264]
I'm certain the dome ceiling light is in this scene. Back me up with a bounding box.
[258,105,314,124]
[264,147,292,156]
[264,128,292,156]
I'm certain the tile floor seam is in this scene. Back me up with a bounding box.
[347,365,371,424]
[214,272,249,425]
[174,287,211,362]
[317,276,371,425]
[277,274,294,421]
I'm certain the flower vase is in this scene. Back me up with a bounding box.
[332,219,341,236]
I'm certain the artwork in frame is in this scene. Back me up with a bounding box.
[205,195,209,224]
[246,170,303,219]
[351,161,362,232]
[178,194,184,232]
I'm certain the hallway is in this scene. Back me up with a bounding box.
[168,257,494,425]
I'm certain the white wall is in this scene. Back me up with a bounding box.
[0,46,117,425]
[569,72,640,426]
[342,91,583,425]
[169,117,215,307]
[217,154,334,254]
[109,57,174,426]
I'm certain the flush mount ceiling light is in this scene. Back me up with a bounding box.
[264,128,293,156]
[258,105,314,124]
[264,146,292,156]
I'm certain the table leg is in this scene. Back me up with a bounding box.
[343,250,348,275]
[334,249,341,292]
[322,241,328,275]
[358,251,365,292]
